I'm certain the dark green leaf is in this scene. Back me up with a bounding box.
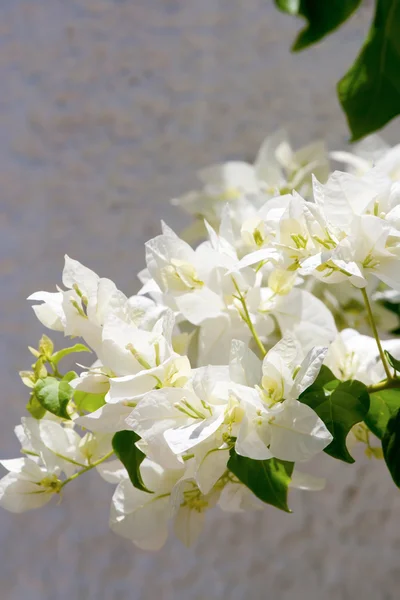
[34,377,73,419]
[227,449,294,512]
[112,431,152,493]
[338,0,400,140]
[385,350,400,374]
[74,390,106,413]
[365,388,400,439]
[26,392,46,419]
[52,344,91,365]
[300,369,370,463]
[275,0,362,51]
[380,299,400,335]
[382,408,400,488]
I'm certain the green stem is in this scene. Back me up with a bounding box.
[367,378,400,394]
[232,277,267,358]
[361,287,392,381]
[60,450,114,490]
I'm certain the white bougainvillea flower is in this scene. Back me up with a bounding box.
[325,328,400,386]
[170,465,221,547]
[110,459,184,551]
[0,416,106,513]
[230,337,332,462]
[325,329,378,384]
[60,257,128,351]
[217,479,264,513]
[27,290,65,332]
[99,311,174,377]
[141,221,261,365]
[76,312,191,437]
[110,458,217,549]
[0,458,62,513]
[28,256,162,355]
[126,381,227,459]
[16,417,84,478]
[236,192,337,275]
[332,135,400,180]
[312,169,391,235]
[239,194,292,253]
[257,287,337,352]
[171,130,329,238]
[315,215,400,289]
[12,129,400,546]
[77,354,193,438]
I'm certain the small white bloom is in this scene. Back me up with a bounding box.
[0,458,62,513]
[110,459,183,551]
[231,337,332,462]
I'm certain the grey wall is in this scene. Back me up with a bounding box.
[1,1,400,598]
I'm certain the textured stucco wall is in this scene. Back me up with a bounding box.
[1,1,400,599]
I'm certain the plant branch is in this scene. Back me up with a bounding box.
[361,287,392,381]
[231,277,267,358]
[60,450,114,490]
[367,378,400,394]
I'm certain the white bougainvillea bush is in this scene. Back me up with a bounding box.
[3,131,400,550]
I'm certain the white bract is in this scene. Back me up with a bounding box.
[230,337,332,462]
[3,131,400,550]
[0,417,111,512]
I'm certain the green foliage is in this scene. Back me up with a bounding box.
[365,388,400,439]
[62,371,78,383]
[380,300,400,335]
[74,390,106,413]
[300,366,370,463]
[21,336,93,419]
[51,344,91,365]
[382,408,400,488]
[276,0,400,139]
[275,0,362,51]
[338,0,400,140]
[112,431,153,493]
[38,334,54,358]
[34,377,73,420]
[26,392,46,419]
[227,449,294,512]
[385,351,400,374]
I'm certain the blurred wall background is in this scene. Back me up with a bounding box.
[1,1,400,598]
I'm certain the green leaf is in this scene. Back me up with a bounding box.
[34,377,73,419]
[275,0,299,13]
[62,371,78,383]
[112,431,152,493]
[28,346,41,359]
[275,0,362,51]
[19,370,35,389]
[33,358,47,380]
[380,299,400,335]
[227,449,294,512]
[38,334,54,357]
[338,0,400,141]
[300,368,370,463]
[74,390,106,413]
[52,344,91,365]
[382,408,400,488]
[365,388,400,439]
[26,392,46,419]
[385,350,400,374]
